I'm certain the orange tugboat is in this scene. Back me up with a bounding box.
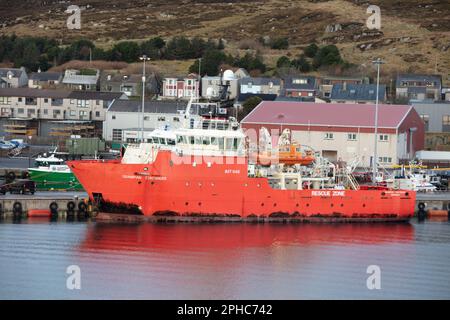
[68,101,415,222]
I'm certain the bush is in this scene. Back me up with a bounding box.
[313,45,344,69]
[291,55,312,72]
[270,37,289,50]
[304,43,319,58]
[276,56,291,68]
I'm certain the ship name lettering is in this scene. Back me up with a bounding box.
[224,169,240,174]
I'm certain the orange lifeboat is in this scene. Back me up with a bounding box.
[257,144,315,166]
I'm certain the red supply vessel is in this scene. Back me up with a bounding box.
[68,104,415,222]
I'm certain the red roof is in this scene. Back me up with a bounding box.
[242,101,412,128]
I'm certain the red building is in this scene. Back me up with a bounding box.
[162,74,199,100]
[241,101,425,167]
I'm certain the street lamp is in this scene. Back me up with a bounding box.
[372,58,384,184]
[139,55,151,143]
[198,58,202,102]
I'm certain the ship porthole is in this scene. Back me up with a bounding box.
[185,202,189,206]
[405,192,409,196]
[330,203,334,207]
[273,203,277,207]
[198,202,202,206]
[185,182,189,186]
[296,203,299,207]
[261,203,264,206]
[363,204,366,207]
[341,204,344,207]
[138,181,142,184]
[306,204,310,207]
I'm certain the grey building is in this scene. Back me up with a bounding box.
[239,77,281,95]
[100,72,161,97]
[62,69,100,91]
[281,76,317,99]
[0,67,28,88]
[411,101,450,132]
[28,71,63,89]
[330,83,386,104]
[396,74,442,101]
[104,99,198,141]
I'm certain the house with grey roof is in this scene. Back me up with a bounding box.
[100,72,161,97]
[330,83,386,104]
[239,77,281,95]
[28,71,63,89]
[281,76,317,100]
[318,75,368,98]
[0,67,28,88]
[104,99,200,142]
[396,74,442,101]
[62,69,100,91]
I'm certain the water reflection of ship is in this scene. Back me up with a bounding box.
[81,223,414,251]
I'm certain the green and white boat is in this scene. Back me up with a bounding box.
[28,151,84,191]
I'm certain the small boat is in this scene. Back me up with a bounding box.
[28,148,83,191]
[256,143,315,166]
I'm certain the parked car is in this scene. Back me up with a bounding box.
[0,179,36,195]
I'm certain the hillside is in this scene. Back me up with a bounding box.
[0,0,449,81]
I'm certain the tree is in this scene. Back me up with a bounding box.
[165,36,195,60]
[291,55,312,72]
[313,45,343,69]
[111,41,141,62]
[304,43,318,58]
[270,37,289,50]
[239,96,262,121]
[189,49,227,76]
[276,56,291,68]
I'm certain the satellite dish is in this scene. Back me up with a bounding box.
[222,69,235,81]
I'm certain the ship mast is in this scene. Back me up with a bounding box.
[372,58,384,184]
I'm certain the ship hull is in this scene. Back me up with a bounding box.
[29,168,84,191]
[67,151,415,222]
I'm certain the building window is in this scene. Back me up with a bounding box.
[79,111,88,117]
[70,110,76,116]
[95,111,100,117]
[324,132,334,140]
[347,133,357,141]
[112,115,116,120]
[18,108,24,114]
[158,116,166,121]
[18,98,23,102]
[112,129,123,141]
[378,157,392,164]
[420,114,429,131]
[442,115,450,126]
[44,98,49,103]
[0,96,11,104]
[293,78,307,84]
[379,134,389,142]
[43,109,48,115]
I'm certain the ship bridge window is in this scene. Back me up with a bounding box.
[159,138,166,145]
[190,136,195,144]
[167,139,176,145]
[177,135,188,144]
[218,137,224,150]
[202,137,210,145]
[195,136,202,145]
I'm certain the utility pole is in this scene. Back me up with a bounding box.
[198,58,202,102]
[139,55,151,143]
[372,58,384,184]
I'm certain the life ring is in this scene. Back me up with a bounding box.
[49,202,58,214]
[12,202,22,215]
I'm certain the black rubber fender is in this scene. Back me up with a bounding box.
[418,202,426,210]
[12,201,22,215]
[6,171,16,182]
[67,201,76,212]
[49,202,58,214]
[78,201,87,213]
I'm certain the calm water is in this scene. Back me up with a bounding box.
[1,218,450,299]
